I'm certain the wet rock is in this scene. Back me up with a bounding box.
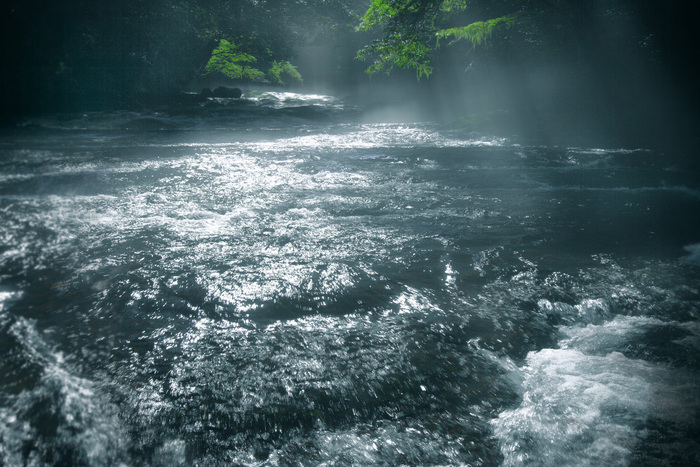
[211,86,242,98]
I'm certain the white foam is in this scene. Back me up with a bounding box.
[0,290,21,312]
[683,243,700,265]
[0,315,127,465]
[244,124,507,152]
[248,90,338,108]
[492,316,700,466]
[492,349,651,466]
[537,297,611,325]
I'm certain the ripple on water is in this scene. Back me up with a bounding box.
[0,310,128,465]
[114,287,520,464]
[1,120,699,465]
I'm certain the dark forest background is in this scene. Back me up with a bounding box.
[1,0,699,148]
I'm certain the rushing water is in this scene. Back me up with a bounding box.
[1,91,699,466]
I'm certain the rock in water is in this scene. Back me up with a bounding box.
[211,86,242,98]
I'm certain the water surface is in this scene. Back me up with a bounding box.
[1,91,699,466]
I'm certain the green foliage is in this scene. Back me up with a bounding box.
[268,60,303,85]
[203,39,304,85]
[439,0,468,13]
[356,0,520,78]
[203,39,266,81]
[357,0,445,31]
[357,0,399,31]
[436,14,517,47]
[355,0,445,78]
[357,34,434,78]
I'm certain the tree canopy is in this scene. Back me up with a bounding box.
[0,0,362,113]
[352,0,670,79]
[1,0,698,122]
[356,0,520,78]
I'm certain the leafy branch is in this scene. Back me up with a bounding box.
[203,39,302,85]
[355,0,518,78]
[436,14,517,47]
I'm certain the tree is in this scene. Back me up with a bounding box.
[353,0,682,79]
[355,0,520,79]
[196,0,364,86]
[0,0,363,114]
[352,0,700,148]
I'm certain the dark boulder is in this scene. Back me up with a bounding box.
[211,86,242,98]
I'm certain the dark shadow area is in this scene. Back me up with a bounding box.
[2,0,699,155]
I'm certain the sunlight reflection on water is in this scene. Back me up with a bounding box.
[1,99,699,465]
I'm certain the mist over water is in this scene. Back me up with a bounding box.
[1,92,699,465]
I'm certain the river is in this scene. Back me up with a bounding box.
[1,91,699,466]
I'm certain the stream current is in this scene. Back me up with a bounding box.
[1,91,699,466]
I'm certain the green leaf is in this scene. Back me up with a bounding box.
[268,60,303,85]
[439,0,468,13]
[203,39,266,81]
[357,0,399,31]
[436,14,517,47]
[357,34,433,79]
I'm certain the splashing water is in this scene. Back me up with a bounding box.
[1,92,699,465]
